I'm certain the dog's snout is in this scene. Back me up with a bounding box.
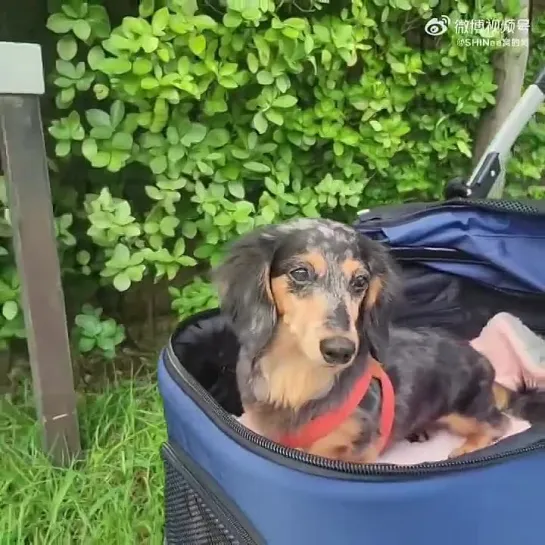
[320,336,356,365]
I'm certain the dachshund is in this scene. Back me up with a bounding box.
[212,218,545,463]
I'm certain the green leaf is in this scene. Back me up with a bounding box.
[275,74,290,93]
[214,213,231,226]
[206,128,230,148]
[241,7,261,20]
[104,34,135,54]
[253,35,270,65]
[139,0,155,16]
[97,335,116,352]
[457,140,472,157]
[133,58,153,75]
[49,123,70,140]
[57,35,78,61]
[244,161,270,173]
[76,250,91,265]
[110,100,125,128]
[78,336,96,353]
[168,144,185,163]
[193,244,214,259]
[109,244,131,267]
[265,109,284,126]
[88,46,105,70]
[101,318,117,337]
[56,60,78,79]
[226,180,244,199]
[91,150,110,167]
[145,219,160,235]
[98,58,132,75]
[113,326,125,346]
[90,125,113,140]
[302,202,320,217]
[2,301,18,321]
[256,70,274,85]
[263,177,277,194]
[112,132,133,151]
[252,112,268,134]
[193,14,216,29]
[159,216,180,236]
[141,77,159,90]
[189,35,206,56]
[202,202,216,216]
[113,272,131,292]
[180,123,207,146]
[179,256,197,267]
[86,109,111,128]
[55,140,71,157]
[261,205,275,223]
[182,221,197,238]
[247,52,259,73]
[145,185,163,200]
[81,138,98,160]
[173,238,186,256]
[223,11,242,28]
[152,7,170,35]
[73,19,92,41]
[273,95,298,108]
[391,62,407,74]
[47,13,74,34]
[140,35,159,53]
[197,161,213,176]
[75,314,101,336]
[150,155,168,174]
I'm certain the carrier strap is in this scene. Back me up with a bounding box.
[277,359,395,455]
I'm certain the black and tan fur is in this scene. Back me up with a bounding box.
[213,218,545,462]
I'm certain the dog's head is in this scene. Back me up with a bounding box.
[213,218,398,372]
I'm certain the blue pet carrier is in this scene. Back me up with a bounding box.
[159,71,545,545]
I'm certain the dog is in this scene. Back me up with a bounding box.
[212,218,545,463]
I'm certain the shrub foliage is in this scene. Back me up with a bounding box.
[0,0,543,357]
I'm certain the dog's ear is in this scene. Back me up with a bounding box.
[212,225,279,360]
[357,235,400,362]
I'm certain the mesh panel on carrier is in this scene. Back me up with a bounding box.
[162,447,257,545]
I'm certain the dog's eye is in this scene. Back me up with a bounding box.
[351,275,368,291]
[289,267,312,282]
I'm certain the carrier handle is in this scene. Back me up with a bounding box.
[445,66,545,200]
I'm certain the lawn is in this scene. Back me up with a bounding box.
[1,379,166,544]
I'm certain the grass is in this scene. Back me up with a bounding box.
[1,379,166,544]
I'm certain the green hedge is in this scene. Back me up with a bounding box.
[0,0,544,359]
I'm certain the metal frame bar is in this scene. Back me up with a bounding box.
[0,42,80,465]
[465,67,545,199]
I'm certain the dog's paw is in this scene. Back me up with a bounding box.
[448,446,466,459]
[448,442,479,459]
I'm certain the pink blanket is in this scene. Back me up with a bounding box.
[237,313,545,464]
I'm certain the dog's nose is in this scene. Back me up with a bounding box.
[320,337,356,365]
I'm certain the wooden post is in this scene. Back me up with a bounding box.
[0,42,80,465]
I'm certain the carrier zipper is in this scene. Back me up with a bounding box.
[356,199,543,230]
[163,343,545,480]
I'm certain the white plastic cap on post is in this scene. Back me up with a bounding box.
[0,42,45,95]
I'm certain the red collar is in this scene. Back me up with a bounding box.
[277,359,395,455]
